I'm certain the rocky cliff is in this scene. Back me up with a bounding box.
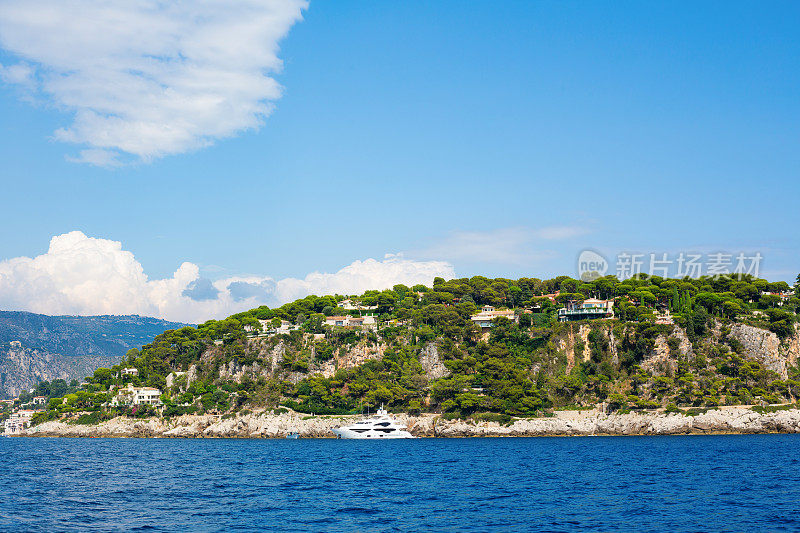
[0,344,119,398]
[197,334,449,384]
[23,406,800,438]
[729,323,800,379]
[0,311,190,398]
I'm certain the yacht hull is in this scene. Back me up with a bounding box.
[332,427,415,439]
[332,407,416,439]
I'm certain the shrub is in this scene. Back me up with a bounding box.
[74,411,111,425]
[30,410,59,426]
[470,412,512,425]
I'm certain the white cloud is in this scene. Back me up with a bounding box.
[272,257,454,304]
[535,226,588,240]
[0,232,454,323]
[411,226,589,265]
[0,61,34,86]
[0,0,307,165]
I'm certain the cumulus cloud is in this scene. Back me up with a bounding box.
[411,226,589,265]
[0,232,454,323]
[272,257,454,304]
[0,0,307,165]
[182,278,220,302]
[225,280,277,302]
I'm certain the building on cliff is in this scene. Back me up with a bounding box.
[4,410,33,435]
[110,385,163,407]
[557,299,614,322]
[255,319,299,335]
[324,315,377,329]
[339,299,378,312]
[470,306,518,331]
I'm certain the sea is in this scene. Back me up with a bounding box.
[1,434,799,532]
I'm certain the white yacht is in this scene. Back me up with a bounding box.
[332,406,416,439]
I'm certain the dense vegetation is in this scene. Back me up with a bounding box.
[29,273,800,425]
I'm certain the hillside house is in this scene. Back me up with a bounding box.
[166,371,187,389]
[558,298,614,322]
[324,315,377,329]
[110,384,162,407]
[277,321,297,334]
[470,306,517,330]
[655,311,675,325]
[4,410,34,435]
[761,292,795,306]
[339,299,378,311]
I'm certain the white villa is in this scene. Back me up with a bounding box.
[121,367,139,377]
[110,384,163,407]
[339,299,378,311]
[470,305,517,330]
[257,319,299,335]
[557,298,615,322]
[324,315,377,328]
[4,410,34,435]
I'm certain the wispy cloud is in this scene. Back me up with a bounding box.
[0,0,307,165]
[0,61,34,85]
[535,226,588,240]
[409,225,590,265]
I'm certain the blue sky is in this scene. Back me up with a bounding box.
[0,1,797,321]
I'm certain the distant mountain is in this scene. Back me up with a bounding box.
[0,311,191,358]
[0,311,192,398]
[0,346,121,400]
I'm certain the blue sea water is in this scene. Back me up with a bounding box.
[1,435,800,532]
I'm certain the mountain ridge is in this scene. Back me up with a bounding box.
[0,310,192,357]
[0,311,192,398]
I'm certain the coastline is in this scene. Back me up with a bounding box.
[19,406,800,438]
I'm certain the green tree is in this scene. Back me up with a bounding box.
[377,291,397,313]
[92,368,116,389]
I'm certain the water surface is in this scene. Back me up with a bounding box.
[1,435,799,531]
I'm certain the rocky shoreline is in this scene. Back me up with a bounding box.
[19,406,800,438]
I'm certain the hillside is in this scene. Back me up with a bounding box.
[0,311,191,358]
[26,272,800,429]
[0,311,191,398]
[0,344,119,400]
